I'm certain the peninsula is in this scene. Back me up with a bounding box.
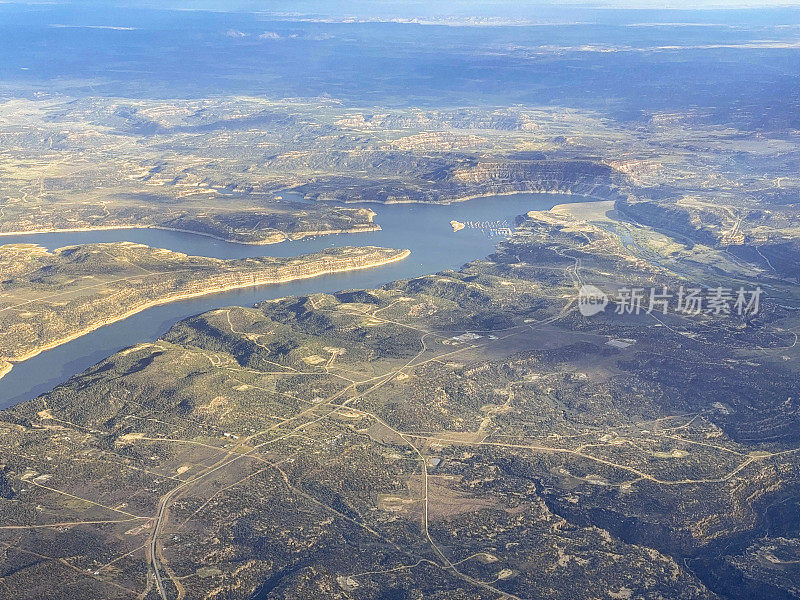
[0,242,409,379]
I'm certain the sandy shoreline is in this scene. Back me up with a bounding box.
[0,223,382,246]
[0,248,410,381]
[330,189,614,206]
[548,199,616,217]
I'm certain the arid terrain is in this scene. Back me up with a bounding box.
[1,206,799,599]
[0,243,408,375]
[2,4,800,599]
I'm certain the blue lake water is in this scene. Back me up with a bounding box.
[0,193,592,407]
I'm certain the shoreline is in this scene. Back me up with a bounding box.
[0,223,382,246]
[548,199,616,215]
[0,191,609,243]
[0,248,410,381]
[324,189,616,206]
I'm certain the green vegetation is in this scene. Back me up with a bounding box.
[0,242,409,371]
[1,209,798,598]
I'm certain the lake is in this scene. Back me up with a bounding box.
[0,193,592,407]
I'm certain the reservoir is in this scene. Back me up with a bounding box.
[0,193,592,407]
